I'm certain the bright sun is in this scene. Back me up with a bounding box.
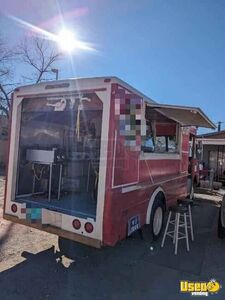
[8,16,96,53]
[57,29,77,52]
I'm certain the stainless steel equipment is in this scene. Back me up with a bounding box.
[26,149,55,163]
[26,148,65,163]
[26,148,64,201]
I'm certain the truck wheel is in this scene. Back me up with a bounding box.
[142,196,165,241]
[58,237,96,259]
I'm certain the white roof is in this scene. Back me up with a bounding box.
[14,76,155,104]
[14,76,215,129]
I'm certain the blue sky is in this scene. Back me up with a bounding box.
[0,0,225,133]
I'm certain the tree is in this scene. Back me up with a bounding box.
[18,37,61,84]
[0,37,14,117]
[0,36,61,117]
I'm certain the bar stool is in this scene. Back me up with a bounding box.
[161,205,189,255]
[177,198,194,241]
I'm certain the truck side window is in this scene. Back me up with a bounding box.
[167,135,177,153]
[155,136,166,152]
[142,120,155,153]
[143,133,155,152]
[142,108,179,154]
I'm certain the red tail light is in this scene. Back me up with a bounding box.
[11,204,18,213]
[84,222,94,233]
[72,219,81,230]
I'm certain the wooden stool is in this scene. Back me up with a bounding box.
[177,198,194,241]
[161,205,190,255]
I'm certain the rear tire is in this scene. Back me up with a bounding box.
[142,195,165,242]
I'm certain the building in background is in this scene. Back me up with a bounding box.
[197,130,225,184]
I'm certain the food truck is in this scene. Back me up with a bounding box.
[3,77,215,253]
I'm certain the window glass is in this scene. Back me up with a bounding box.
[142,122,155,153]
[142,108,179,154]
[155,136,166,153]
[168,135,177,153]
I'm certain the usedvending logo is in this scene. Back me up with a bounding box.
[180,279,221,297]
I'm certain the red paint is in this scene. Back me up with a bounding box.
[72,219,81,230]
[11,204,17,213]
[102,83,191,246]
[84,222,94,233]
[4,79,207,249]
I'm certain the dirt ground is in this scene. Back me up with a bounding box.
[1,175,225,299]
[0,176,58,272]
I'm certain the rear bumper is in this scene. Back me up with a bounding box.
[3,213,102,248]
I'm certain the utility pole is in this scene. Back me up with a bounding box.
[51,68,59,80]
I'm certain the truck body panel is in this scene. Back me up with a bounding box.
[3,77,215,247]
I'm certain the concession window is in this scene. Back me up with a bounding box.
[145,103,216,129]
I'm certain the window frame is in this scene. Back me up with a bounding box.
[141,111,181,160]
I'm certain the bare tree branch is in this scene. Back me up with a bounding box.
[0,36,14,117]
[0,35,61,117]
[17,37,61,84]
[0,84,9,102]
[0,103,9,117]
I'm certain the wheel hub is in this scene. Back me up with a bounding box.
[153,207,163,235]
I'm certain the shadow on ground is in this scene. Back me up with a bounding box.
[1,201,225,300]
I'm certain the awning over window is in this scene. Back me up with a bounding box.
[146,103,216,129]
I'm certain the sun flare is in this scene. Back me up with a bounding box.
[8,15,96,54]
[57,29,77,52]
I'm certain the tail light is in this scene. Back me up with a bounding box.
[72,219,81,230]
[84,222,94,233]
[11,204,18,213]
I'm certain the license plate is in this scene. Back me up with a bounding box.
[128,215,140,236]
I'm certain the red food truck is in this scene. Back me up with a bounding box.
[3,77,215,255]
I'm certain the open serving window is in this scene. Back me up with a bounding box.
[142,103,216,155]
[15,93,103,219]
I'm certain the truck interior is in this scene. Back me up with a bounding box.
[142,108,179,154]
[15,93,103,219]
[143,103,216,154]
